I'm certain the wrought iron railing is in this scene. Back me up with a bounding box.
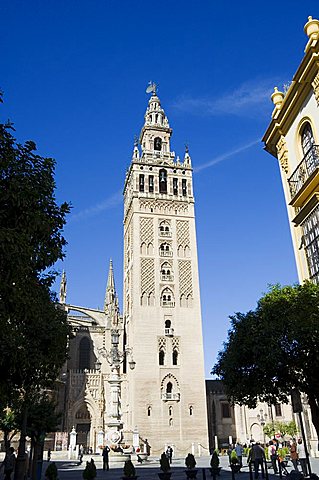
[288,145,319,199]
[161,274,174,282]
[161,392,180,401]
[160,250,173,257]
[164,327,174,336]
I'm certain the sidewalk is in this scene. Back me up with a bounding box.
[46,453,319,480]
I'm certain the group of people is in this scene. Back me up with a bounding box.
[226,437,310,479]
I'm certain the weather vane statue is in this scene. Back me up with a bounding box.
[146,81,158,95]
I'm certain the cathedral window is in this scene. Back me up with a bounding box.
[161,262,173,281]
[173,178,178,195]
[159,221,171,237]
[139,174,144,192]
[166,382,173,394]
[172,349,178,366]
[184,245,190,257]
[182,178,187,196]
[168,406,173,416]
[147,406,151,416]
[159,243,172,257]
[141,292,147,306]
[149,175,154,193]
[189,406,193,416]
[154,137,162,151]
[161,288,174,307]
[79,337,91,371]
[221,402,231,418]
[159,349,165,366]
[159,169,167,193]
[169,418,173,426]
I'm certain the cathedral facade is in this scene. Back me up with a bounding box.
[58,87,209,455]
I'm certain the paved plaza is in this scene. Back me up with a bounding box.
[39,452,319,480]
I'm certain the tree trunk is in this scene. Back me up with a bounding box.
[31,440,42,480]
[14,405,28,480]
[307,393,319,440]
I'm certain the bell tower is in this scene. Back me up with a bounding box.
[123,84,208,453]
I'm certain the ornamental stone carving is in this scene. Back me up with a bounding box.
[176,220,190,247]
[140,258,155,295]
[178,260,193,298]
[276,135,289,174]
[312,71,319,106]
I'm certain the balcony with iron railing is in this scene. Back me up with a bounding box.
[161,300,175,307]
[161,274,174,282]
[288,145,319,200]
[164,327,174,336]
[161,392,180,401]
[159,229,172,237]
[160,250,173,257]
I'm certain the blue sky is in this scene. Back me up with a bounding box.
[2,1,317,377]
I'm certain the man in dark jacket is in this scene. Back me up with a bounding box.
[102,445,110,471]
[248,443,266,479]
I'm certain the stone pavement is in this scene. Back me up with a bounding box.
[43,453,319,480]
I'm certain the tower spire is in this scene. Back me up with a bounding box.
[104,259,116,310]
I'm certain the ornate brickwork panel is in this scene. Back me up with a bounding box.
[140,258,155,294]
[276,135,289,174]
[172,337,180,351]
[158,336,167,350]
[140,199,189,214]
[140,217,154,245]
[176,220,190,246]
[178,260,193,297]
[312,71,319,107]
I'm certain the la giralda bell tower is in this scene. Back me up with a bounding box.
[123,85,208,454]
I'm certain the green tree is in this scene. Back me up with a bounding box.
[0,98,71,480]
[212,282,319,440]
[263,420,298,439]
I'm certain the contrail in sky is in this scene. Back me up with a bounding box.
[69,189,122,222]
[69,139,260,221]
[194,139,260,173]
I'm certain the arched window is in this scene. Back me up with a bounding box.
[147,406,151,417]
[172,349,178,366]
[161,288,174,307]
[168,406,173,416]
[159,169,167,193]
[154,137,162,151]
[165,319,171,329]
[159,349,165,366]
[166,382,172,394]
[79,337,90,370]
[301,122,315,156]
[169,418,173,426]
[159,221,171,237]
[189,406,193,416]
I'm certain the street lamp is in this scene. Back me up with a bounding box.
[257,409,268,444]
[98,328,135,445]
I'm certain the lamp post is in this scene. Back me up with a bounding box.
[98,329,135,445]
[257,409,268,444]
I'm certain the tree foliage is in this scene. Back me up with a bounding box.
[212,282,319,438]
[263,421,298,439]
[0,115,71,401]
[0,102,71,480]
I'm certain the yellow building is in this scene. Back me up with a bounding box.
[263,16,319,284]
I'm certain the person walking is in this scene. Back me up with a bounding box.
[248,442,266,479]
[290,440,298,471]
[268,441,278,474]
[1,447,16,480]
[235,443,244,467]
[79,445,84,464]
[166,446,173,464]
[102,445,110,471]
[297,439,308,477]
